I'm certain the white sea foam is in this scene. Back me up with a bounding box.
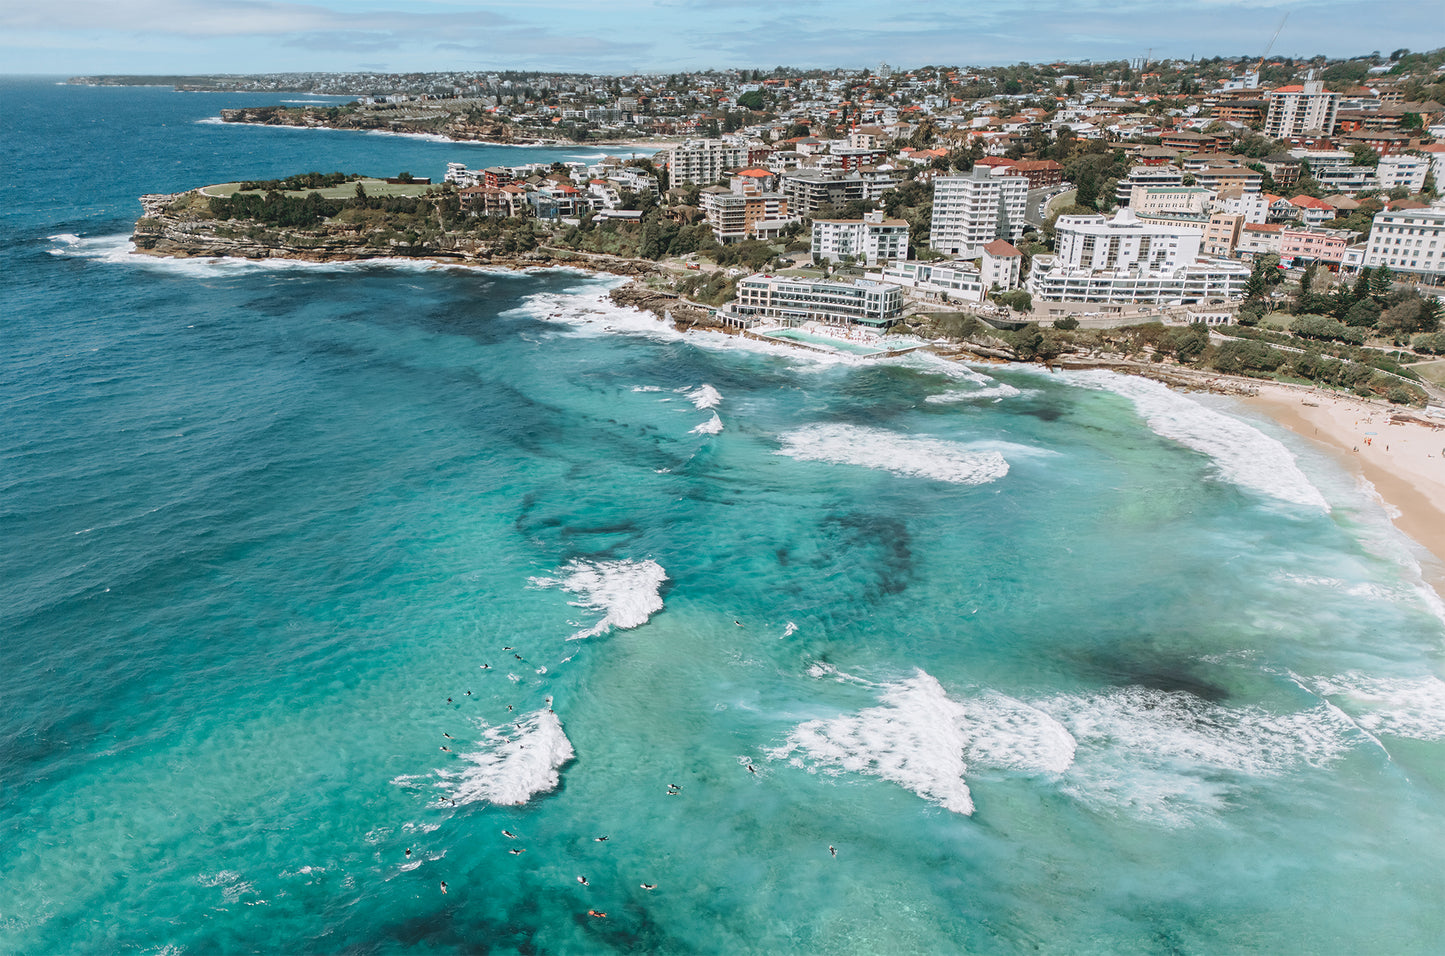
[770,670,978,814]
[690,413,724,435]
[506,285,685,341]
[780,670,1372,824]
[925,383,1024,404]
[1062,369,1328,511]
[46,232,480,277]
[631,385,664,393]
[961,693,1077,775]
[1308,674,1445,740]
[686,384,722,409]
[1042,687,1352,824]
[776,423,1009,485]
[782,621,798,638]
[434,709,575,807]
[529,558,667,640]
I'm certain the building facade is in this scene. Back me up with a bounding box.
[811,211,909,265]
[929,166,1028,258]
[1363,205,1445,277]
[1264,81,1340,139]
[726,275,905,327]
[661,139,750,185]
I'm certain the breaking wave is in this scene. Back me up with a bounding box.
[400,708,575,807]
[771,669,1409,824]
[775,424,1008,485]
[1063,370,1328,511]
[690,413,724,435]
[925,383,1024,404]
[529,558,667,640]
[686,384,722,409]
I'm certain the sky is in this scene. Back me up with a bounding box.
[2,0,1442,76]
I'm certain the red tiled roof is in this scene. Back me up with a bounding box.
[982,239,1022,257]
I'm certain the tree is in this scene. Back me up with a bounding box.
[1074,168,1098,209]
[1370,264,1394,301]
[1243,259,1268,301]
[1353,266,1373,301]
[1345,298,1382,328]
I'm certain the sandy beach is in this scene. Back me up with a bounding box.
[1244,383,1445,592]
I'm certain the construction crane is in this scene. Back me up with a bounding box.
[1255,13,1289,80]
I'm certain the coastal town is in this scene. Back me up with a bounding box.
[126,50,1445,414]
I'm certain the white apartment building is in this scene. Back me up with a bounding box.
[1116,166,1185,207]
[1051,208,1204,272]
[811,211,909,265]
[878,261,986,303]
[661,139,750,185]
[1264,81,1340,139]
[1214,190,1270,224]
[929,166,1028,258]
[1129,185,1215,219]
[1027,208,1247,304]
[724,275,904,328]
[1363,205,1445,278]
[1376,154,1429,193]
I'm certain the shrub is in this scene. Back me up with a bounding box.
[1212,339,1287,374]
[1411,332,1445,354]
[1290,315,1364,344]
[1053,316,1080,330]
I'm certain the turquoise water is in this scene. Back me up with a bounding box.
[764,328,890,355]
[3,78,1445,954]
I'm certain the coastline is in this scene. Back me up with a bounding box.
[213,116,677,152]
[1243,383,1445,592]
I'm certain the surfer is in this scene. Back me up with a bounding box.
[502,830,517,839]
[829,846,836,858]
[405,849,411,859]
[640,883,657,890]
[440,881,448,894]
[509,848,525,856]
[595,836,609,842]
[577,875,589,886]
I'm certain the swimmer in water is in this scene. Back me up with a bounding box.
[447,698,453,703]
[587,910,606,918]
[507,705,513,712]
[829,846,836,858]
[747,764,757,774]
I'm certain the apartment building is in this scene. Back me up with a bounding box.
[661,139,750,185]
[928,166,1028,258]
[1202,213,1244,257]
[1264,81,1340,139]
[1376,153,1430,193]
[1026,208,1246,304]
[811,210,909,265]
[1280,226,1353,267]
[1363,205,1445,277]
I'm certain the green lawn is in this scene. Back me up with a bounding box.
[1407,359,1445,387]
[199,178,434,199]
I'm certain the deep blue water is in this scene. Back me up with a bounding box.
[3,77,1444,955]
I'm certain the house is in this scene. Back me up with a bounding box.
[980,239,1023,290]
[1279,226,1353,268]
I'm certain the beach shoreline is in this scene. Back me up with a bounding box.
[1242,382,1445,593]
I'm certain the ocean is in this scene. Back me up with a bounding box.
[2,77,1443,955]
